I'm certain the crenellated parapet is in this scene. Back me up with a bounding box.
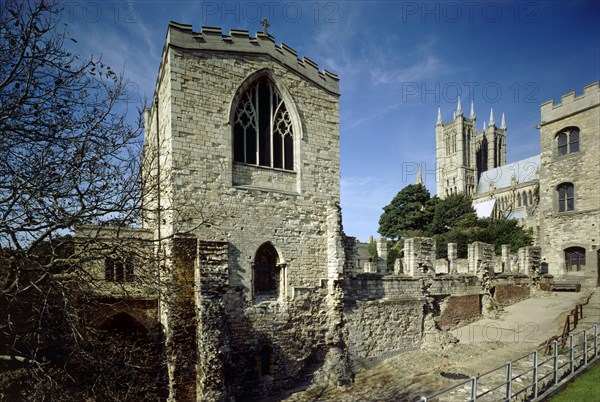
[165,22,339,94]
[541,81,600,124]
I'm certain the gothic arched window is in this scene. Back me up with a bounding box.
[233,76,294,170]
[253,242,283,298]
[556,127,580,156]
[557,183,574,212]
[564,247,585,272]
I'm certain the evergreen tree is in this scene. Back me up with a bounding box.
[429,193,477,234]
[378,184,434,239]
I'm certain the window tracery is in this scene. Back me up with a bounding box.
[233,76,294,170]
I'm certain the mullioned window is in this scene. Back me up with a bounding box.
[233,77,294,170]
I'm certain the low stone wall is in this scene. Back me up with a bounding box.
[344,274,423,299]
[345,297,425,366]
[493,284,530,305]
[539,274,554,291]
[437,294,482,329]
[492,274,532,305]
[429,274,482,296]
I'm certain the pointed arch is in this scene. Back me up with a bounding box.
[230,69,302,171]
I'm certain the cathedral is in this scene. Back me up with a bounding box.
[435,98,507,199]
[435,83,599,284]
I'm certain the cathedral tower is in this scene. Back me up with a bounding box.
[436,100,507,198]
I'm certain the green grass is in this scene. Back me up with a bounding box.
[549,362,600,401]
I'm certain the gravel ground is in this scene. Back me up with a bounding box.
[284,289,598,402]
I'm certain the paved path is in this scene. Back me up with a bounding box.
[455,290,598,344]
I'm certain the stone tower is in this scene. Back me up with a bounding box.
[436,99,506,198]
[538,82,600,281]
[142,23,350,401]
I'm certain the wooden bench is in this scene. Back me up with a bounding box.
[552,281,581,292]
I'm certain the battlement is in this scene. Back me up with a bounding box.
[165,22,339,94]
[541,81,600,123]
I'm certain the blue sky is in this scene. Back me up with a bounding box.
[64,1,599,241]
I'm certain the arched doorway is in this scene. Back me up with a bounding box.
[253,242,282,298]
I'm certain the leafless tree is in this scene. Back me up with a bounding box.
[0,1,172,399]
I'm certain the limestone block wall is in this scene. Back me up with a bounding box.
[342,273,485,361]
[345,298,425,365]
[141,23,346,400]
[151,24,341,295]
[468,241,495,274]
[403,237,436,275]
[224,288,332,399]
[539,82,600,278]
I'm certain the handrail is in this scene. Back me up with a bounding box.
[417,322,598,402]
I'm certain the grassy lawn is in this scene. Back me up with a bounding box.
[549,362,600,401]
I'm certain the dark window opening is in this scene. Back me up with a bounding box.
[253,243,281,298]
[569,129,579,153]
[565,247,586,272]
[557,183,574,212]
[261,345,272,376]
[557,132,568,156]
[233,76,294,170]
[556,127,580,156]
[105,257,135,282]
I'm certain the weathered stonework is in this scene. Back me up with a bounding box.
[75,24,600,402]
[468,241,495,276]
[403,237,437,276]
[437,294,481,329]
[141,23,348,400]
[539,82,600,286]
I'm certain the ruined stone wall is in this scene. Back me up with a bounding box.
[404,237,436,276]
[437,294,481,329]
[345,298,425,365]
[493,283,530,305]
[224,288,332,399]
[468,241,495,275]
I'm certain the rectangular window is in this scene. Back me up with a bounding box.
[557,133,568,156]
[104,257,134,282]
[105,258,115,281]
[569,132,579,153]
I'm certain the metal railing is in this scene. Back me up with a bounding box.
[417,323,598,402]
